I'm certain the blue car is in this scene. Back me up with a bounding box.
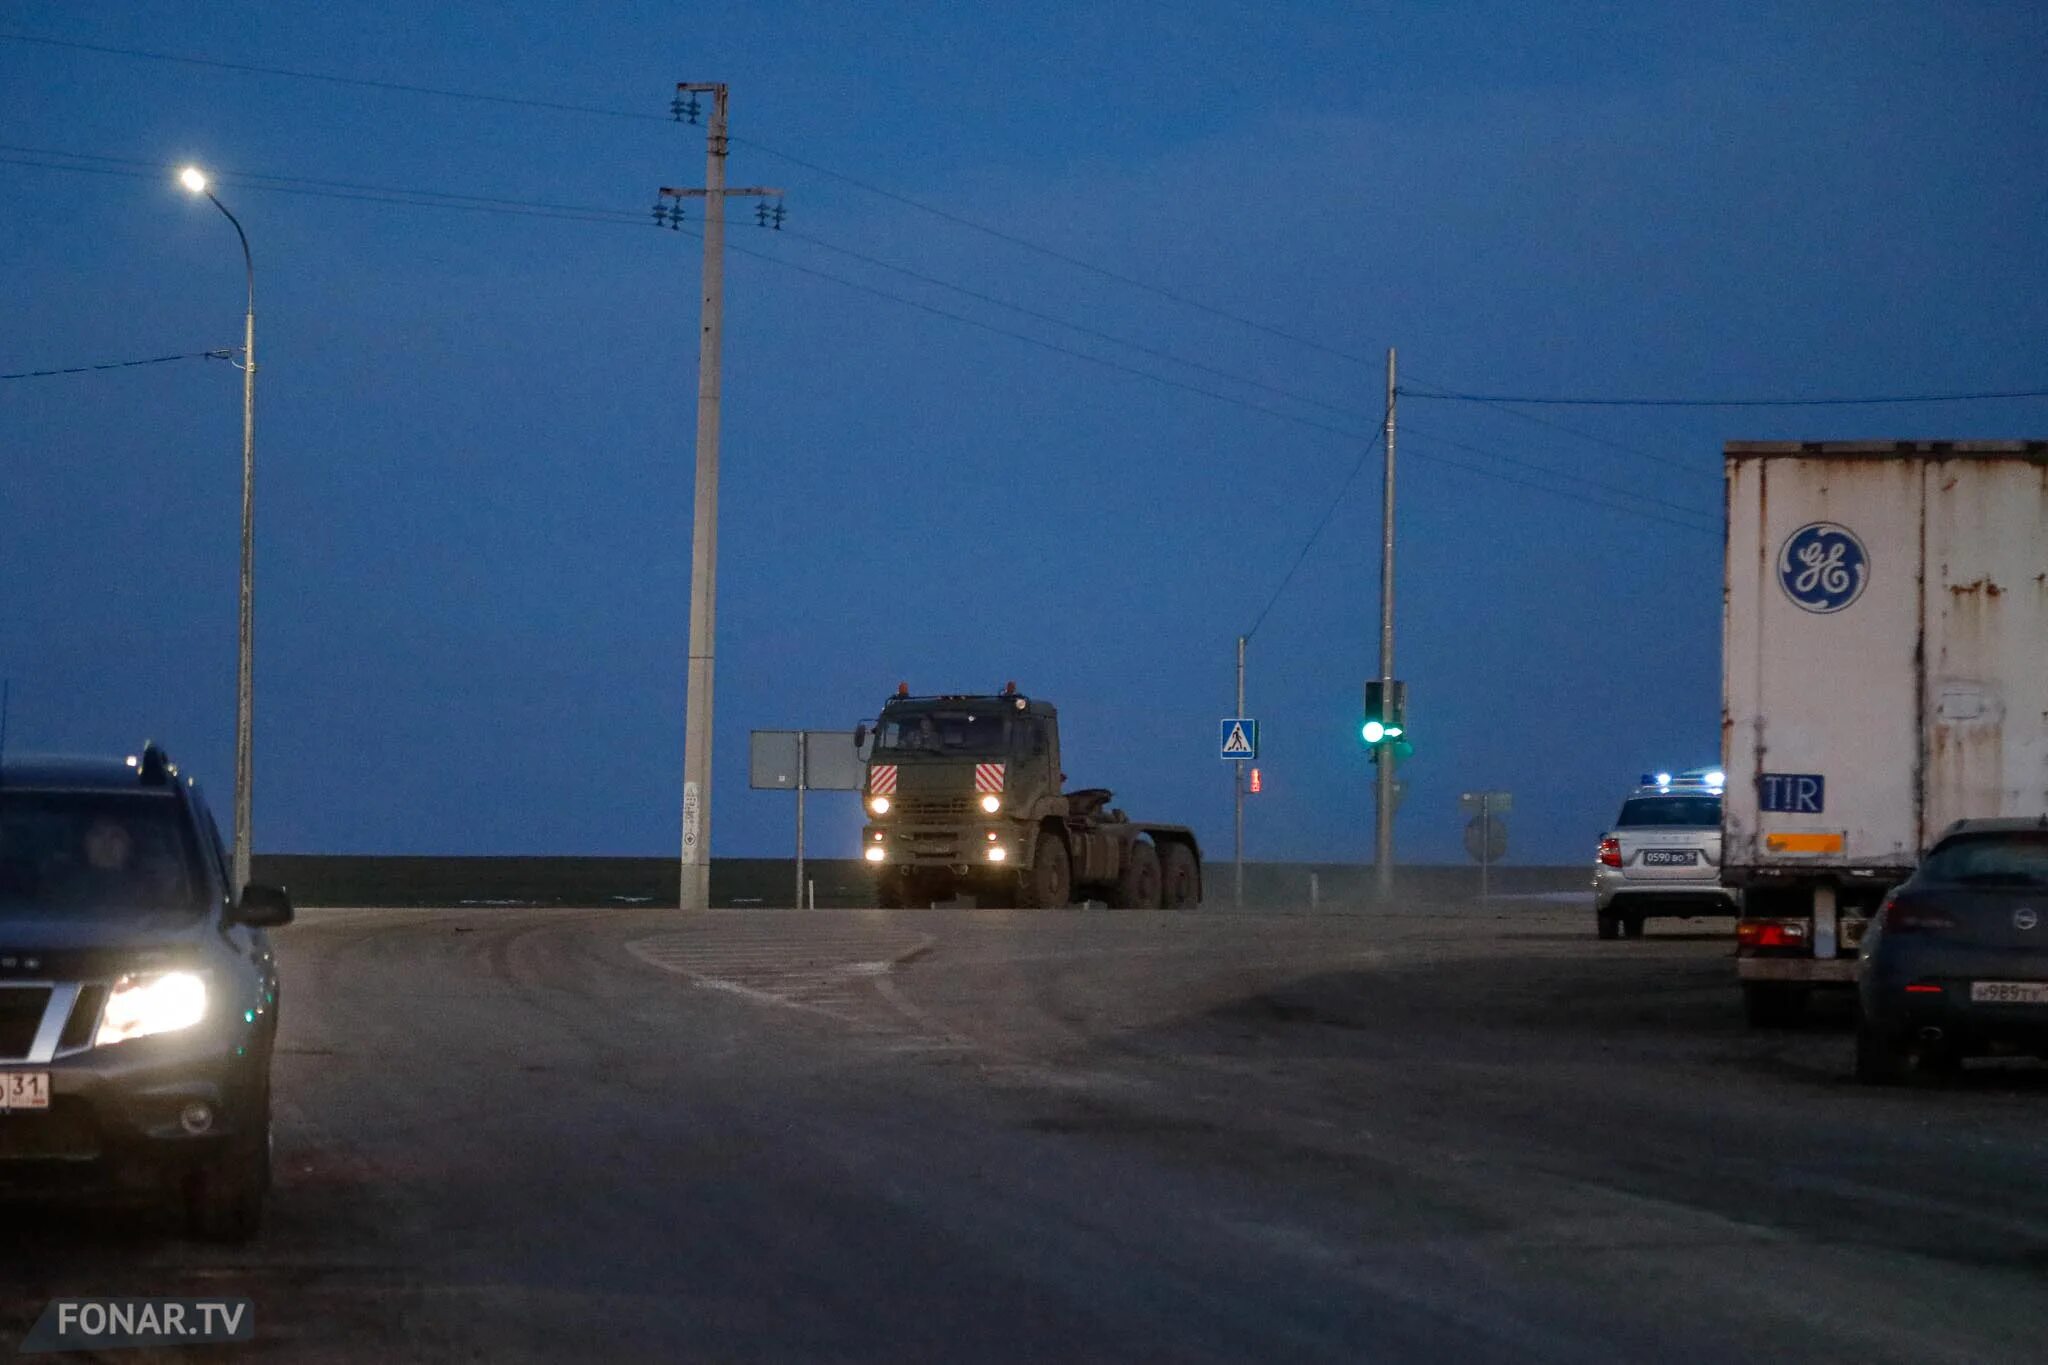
[1856,817,2048,1084]
[0,745,291,1239]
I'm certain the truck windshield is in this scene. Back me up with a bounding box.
[1616,796,1721,828]
[875,711,1010,757]
[0,792,208,921]
[1920,832,2048,887]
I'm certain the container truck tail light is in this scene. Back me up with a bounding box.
[1736,919,1810,948]
[1598,838,1622,868]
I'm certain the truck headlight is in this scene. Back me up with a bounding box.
[97,970,209,1046]
[986,846,1007,862]
[979,794,1001,814]
[864,845,887,863]
[868,796,891,816]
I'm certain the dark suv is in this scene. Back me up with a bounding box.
[0,744,291,1240]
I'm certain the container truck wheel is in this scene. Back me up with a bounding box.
[1111,841,1163,910]
[874,871,908,910]
[1158,842,1200,910]
[1017,832,1072,909]
[1742,982,1808,1028]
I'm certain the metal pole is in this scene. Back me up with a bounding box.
[1234,634,1246,909]
[204,190,257,895]
[678,84,728,912]
[794,732,807,911]
[1375,348,1397,900]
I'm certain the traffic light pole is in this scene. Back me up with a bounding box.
[1234,634,1246,909]
[1375,348,1397,900]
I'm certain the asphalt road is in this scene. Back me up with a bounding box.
[7,901,2048,1362]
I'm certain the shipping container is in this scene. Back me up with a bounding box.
[1721,440,2048,1022]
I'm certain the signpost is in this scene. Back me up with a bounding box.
[750,730,863,908]
[1220,703,1258,908]
[1460,790,1512,903]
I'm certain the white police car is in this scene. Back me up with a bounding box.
[1593,769,1740,939]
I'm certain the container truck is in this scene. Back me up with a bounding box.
[1721,440,2048,1024]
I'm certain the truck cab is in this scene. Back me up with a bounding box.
[857,684,1200,910]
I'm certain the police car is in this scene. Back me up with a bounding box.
[0,744,290,1241]
[1593,769,1740,939]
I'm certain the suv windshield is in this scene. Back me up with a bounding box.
[0,791,208,920]
[1920,831,2048,886]
[1615,796,1721,829]
[875,710,1011,757]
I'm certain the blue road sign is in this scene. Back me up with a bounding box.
[1219,718,1258,761]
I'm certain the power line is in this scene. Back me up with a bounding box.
[1400,434,1720,535]
[1399,424,1720,521]
[3,349,232,381]
[0,29,1374,366]
[7,147,1734,531]
[1403,367,1715,481]
[1244,408,1389,639]
[1404,381,2048,408]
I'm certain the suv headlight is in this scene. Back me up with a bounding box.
[97,970,209,1046]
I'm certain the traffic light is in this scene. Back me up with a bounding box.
[1362,680,1408,748]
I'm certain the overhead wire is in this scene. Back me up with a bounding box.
[1403,380,2048,408]
[3,349,233,381]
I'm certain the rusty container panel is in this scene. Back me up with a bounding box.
[1920,456,2048,845]
[1722,442,2048,881]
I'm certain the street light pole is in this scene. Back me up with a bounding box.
[181,167,257,892]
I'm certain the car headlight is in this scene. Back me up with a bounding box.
[869,796,891,816]
[979,794,1001,814]
[96,970,209,1046]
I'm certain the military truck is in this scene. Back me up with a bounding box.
[855,684,1202,909]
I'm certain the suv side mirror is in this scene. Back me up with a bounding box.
[234,883,294,928]
[853,723,868,749]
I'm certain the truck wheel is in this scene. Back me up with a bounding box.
[1742,982,1808,1028]
[1158,842,1200,910]
[1018,832,1072,908]
[874,871,907,910]
[1111,841,1163,910]
[1597,912,1620,940]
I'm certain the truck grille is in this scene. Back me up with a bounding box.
[894,796,972,824]
[0,987,51,1061]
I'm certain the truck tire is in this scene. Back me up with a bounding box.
[875,871,907,910]
[1742,982,1808,1028]
[1111,840,1163,910]
[1017,830,1072,908]
[1158,842,1199,910]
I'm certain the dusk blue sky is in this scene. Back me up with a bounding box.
[4,3,2045,867]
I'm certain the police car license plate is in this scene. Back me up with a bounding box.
[0,1072,50,1110]
[1970,981,2048,1005]
[1642,850,1695,866]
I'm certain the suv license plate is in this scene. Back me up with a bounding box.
[1642,850,1696,866]
[0,1072,50,1111]
[1970,981,2048,1005]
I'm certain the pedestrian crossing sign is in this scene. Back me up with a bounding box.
[1219,718,1258,760]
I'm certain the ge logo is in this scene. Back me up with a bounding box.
[1778,522,1868,613]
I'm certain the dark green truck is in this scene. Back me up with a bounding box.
[856,685,1202,909]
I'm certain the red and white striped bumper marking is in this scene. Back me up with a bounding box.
[975,763,1006,794]
[869,765,898,796]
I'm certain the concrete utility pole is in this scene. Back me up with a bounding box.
[1234,635,1246,909]
[659,83,781,911]
[1375,348,1397,900]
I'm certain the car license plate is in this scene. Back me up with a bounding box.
[0,1072,50,1111]
[1642,850,1696,866]
[1970,981,2048,1005]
